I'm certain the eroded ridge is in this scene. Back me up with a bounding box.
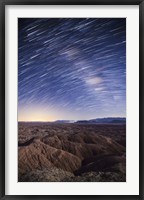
[18,123,126,182]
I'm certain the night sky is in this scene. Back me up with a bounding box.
[18,18,126,122]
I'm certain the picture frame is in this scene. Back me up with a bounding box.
[0,0,143,199]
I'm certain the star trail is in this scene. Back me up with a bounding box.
[18,18,126,121]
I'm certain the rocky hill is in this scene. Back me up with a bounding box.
[18,123,126,182]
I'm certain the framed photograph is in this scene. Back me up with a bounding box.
[0,0,143,199]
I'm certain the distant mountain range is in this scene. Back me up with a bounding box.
[53,118,126,124]
[75,117,126,124]
[54,120,76,123]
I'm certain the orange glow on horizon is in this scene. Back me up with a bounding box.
[18,108,56,122]
[18,116,56,122]
[18,105,126,122]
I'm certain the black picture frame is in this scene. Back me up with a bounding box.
[0,0,143,199]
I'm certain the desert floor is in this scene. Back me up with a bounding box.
[18,123,126,182]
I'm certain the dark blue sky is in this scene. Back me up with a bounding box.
[18,18,126,121]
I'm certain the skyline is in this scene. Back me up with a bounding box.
[18,18,126,122]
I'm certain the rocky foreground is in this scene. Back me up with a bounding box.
[18,123,126,182]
